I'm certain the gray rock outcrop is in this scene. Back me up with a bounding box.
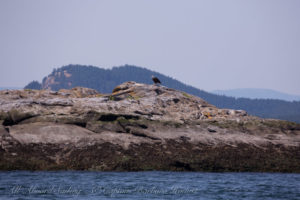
[0,82,299,171]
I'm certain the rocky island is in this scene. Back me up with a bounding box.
[1,82,300,172]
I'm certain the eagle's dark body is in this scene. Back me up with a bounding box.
[151,76,161,84]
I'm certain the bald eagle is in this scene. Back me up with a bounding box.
[152,75,161,84]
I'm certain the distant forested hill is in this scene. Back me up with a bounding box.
[212,88,300,102]
[25,64,300,123]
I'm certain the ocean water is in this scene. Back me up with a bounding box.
[0,171,299,200]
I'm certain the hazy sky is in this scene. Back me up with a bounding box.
[1,0,300,95]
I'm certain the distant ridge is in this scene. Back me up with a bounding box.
[0,87,22,90]
[213,88,300,102]
[24,64,300,123]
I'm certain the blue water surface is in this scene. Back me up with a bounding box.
[0,171,299,200]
